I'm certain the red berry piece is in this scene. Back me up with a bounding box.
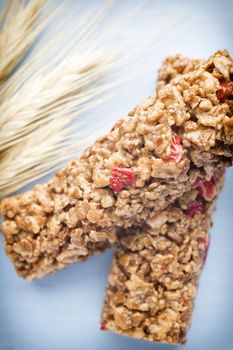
[111,120,122,132]
[184,201,203,217]
[193,174,217,201]
[111,125,116,132]
[217,81,233,101]
[162,134,183,163]
[100,322,107,331]
[197,236,210,264]
[161,264,168,272]
[110,167,136,193]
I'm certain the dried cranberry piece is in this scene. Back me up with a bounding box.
[100,322,107,331]
[110,167,136,193]
[111,124,117,132]
[193,174,217,201]
[197,235,210,264]
[217,81,233,101]
[184,201,203,217]
[161,264,169,272]
[111,120,122,132]
[162,134,183,163]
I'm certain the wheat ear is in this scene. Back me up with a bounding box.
[0,0,123,197]
[0,0,47,82]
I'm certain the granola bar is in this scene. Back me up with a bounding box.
[100,172,224,344]
[1,50,233,280]
[100,55,226,344]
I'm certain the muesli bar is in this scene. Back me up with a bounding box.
[0,50,233,280]
[100,169,224,344]
[100,55,227,344]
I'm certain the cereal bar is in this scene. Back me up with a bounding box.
[100,55,227,344]
[0,50,233,280]
[101,168,224,344]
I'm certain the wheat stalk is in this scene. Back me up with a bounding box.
[0,0,123,198]
[0,54,104,148]
[0,0,118,152]
[0,0,114,101]
[0,0,47,82]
